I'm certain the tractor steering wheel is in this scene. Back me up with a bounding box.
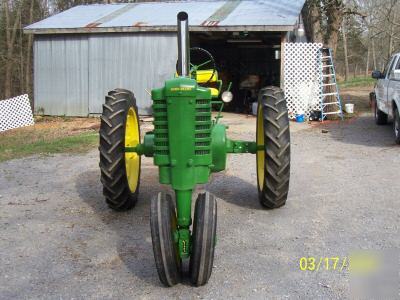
[189,47,217,84]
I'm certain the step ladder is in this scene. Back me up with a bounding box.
[319,48,343,121]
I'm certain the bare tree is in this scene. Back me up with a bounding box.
[302,0,347,55]
[342,19,350,80]
[3,0,21,98]
[303,0,368,55]
[25,0,35,97]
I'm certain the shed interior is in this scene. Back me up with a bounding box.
[191,31,283,113]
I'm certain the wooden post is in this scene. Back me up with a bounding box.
[280,33,286,90]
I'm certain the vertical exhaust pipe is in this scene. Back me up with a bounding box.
[177,11,190,77]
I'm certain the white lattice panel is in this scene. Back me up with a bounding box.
[0,94,34,132]
[284,43,322,118]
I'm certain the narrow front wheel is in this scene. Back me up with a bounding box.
[189,192,217,286]
[150,192,181,287]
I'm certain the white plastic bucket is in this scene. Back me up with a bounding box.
[252,102,258,115]
[345,103,354,114]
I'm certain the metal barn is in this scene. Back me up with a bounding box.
[25,0,306,116]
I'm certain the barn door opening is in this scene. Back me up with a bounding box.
[190,31,282,113]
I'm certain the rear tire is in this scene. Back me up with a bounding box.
[150,192,181,287]
[99,89,141,211]
[394,107,400,144]
[256,86,290,209]
[189,192,217,286]
[375,101,388,125]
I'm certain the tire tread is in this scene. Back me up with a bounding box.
[99,88,140,211]
[190,192,217,286]
[258,86,291,209]
[150,193,181,287]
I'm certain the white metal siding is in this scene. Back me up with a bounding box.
[34,33,177,116]
[88,33,177,115]
[34,35,89,116]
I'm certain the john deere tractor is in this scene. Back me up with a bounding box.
[99,12,290,287]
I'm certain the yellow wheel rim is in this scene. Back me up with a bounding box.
[256,104,265,190]
[125,107,140,192]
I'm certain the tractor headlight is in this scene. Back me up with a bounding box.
[221,91,233,103]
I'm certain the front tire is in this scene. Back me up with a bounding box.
[189,192,217,286]
[394,107,400,144]
[99,89,141,211]
[256,87,290,209]
[150,192,181,287]
[375,100,388,125]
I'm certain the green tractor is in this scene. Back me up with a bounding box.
[99,12,290,287]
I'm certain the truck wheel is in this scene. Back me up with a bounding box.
[99,89,141,211]
[189,192,217,286]
[256,87,290,209]
[394,107,400,144]
[375,101,388,125]
[150,192,181,287]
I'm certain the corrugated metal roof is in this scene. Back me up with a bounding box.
[25,0,305,34]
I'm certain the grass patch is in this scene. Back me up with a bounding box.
[0,129,98,163]
[338,76,376,89]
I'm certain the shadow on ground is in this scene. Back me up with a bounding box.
[206,173,262,210]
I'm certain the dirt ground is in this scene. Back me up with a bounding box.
[1,89,399,299]
[340,86,374,113]
[31,116,100,134]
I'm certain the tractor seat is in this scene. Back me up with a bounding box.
[195,70,219,97]
[196,70,218,83]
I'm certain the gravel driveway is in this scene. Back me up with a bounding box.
[1,113,399,299]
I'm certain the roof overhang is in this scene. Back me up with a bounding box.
[24,25,294,35]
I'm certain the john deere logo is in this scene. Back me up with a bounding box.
[170,87,193,92]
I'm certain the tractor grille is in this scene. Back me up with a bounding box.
[153,98,212,158]
[153,99,169,156]
[195,99,211,156]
